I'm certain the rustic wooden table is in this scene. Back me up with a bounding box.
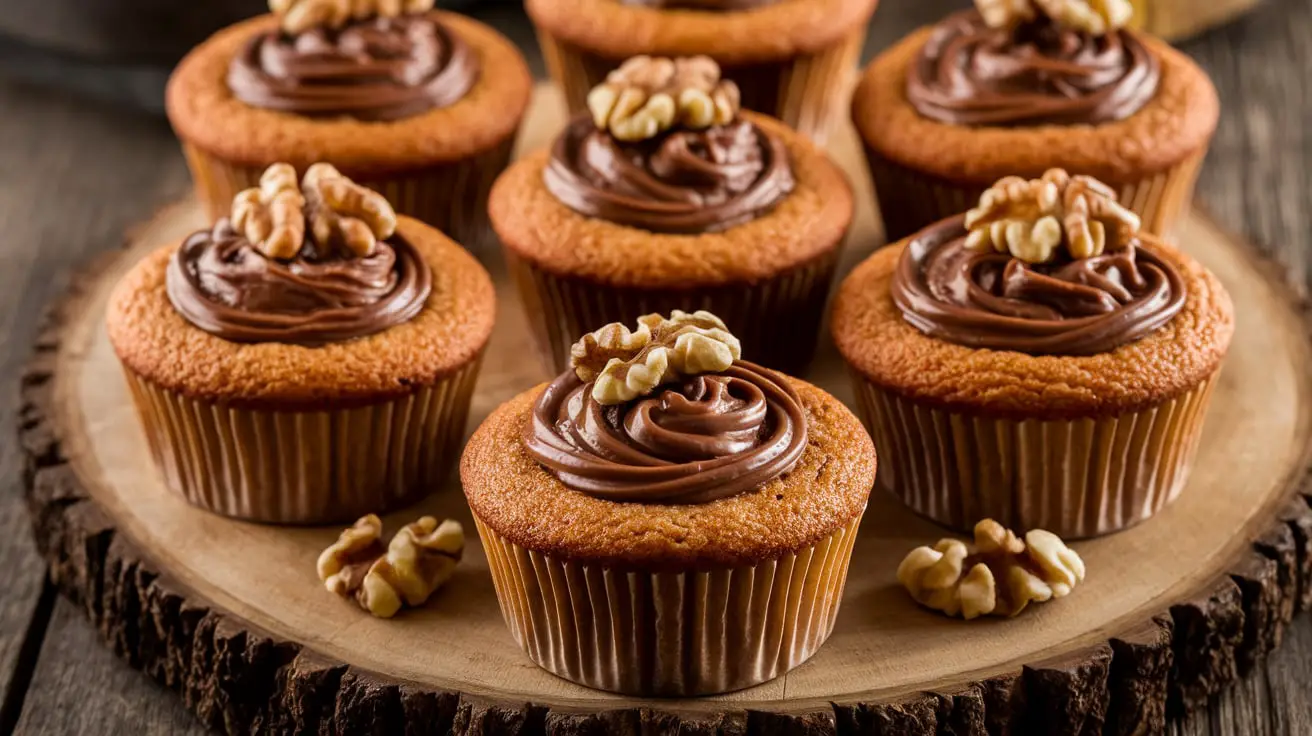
[1,1,1309,733]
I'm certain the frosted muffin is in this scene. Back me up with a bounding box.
[852,0,1219,242]
[832,170,1233,538]
[107,163,495,524]
[166,0,531,249]
[490,56,853,375]
[462,310,876,695]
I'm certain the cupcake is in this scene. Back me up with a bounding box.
[526,0,880,143]
[851,0,1219,243]
[462,310,876,695]
[832,170,1233,539]
[166,0,532,249]
[490,55,854,376]
[107,163,495,524]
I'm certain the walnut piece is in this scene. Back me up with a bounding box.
[974,0,1133,34]
[318,515,464,619]
[964,168,1141,264]
[897,519,1086,620]
[230,163,306,260]
[301,163,397,258]
[586,56,741,142]
[569,310,742,405]
[271,0,435,34]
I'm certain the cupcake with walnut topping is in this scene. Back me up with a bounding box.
[490,55,853,375]
[832,169,1233,539]
[166,0,531,248]
[462,310,876,696]
[852,0,1218,242]
[107,163,495,524]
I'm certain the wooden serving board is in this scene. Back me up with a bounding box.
[19,87,1312,735]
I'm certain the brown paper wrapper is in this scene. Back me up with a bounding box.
[121,356,483,524]
[504,247,841,376]
[864,147,1208,244]
[475,512,863,696]
[849,371,1218,539]
[181,138,516,251]
[536,29,866,144]
[1130,0,1263,40]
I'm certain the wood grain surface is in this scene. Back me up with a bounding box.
[3,0,1311,733]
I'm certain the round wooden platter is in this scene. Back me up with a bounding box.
[19,86,1312,736]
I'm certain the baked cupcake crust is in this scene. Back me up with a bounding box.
[166,12,532,175]
[831,232,1234,419]
[491,113,853,288]
[107,216,495,408]
[851,27,1219,184]
[461,377,876,570]
[525,0,879,64]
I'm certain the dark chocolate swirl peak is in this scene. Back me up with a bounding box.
[544,55,794,233]
[523,311,808,503]
[907,6,1159,127]
[167,163,431,345]
[229,0,478,122]
[891,170,1185,355]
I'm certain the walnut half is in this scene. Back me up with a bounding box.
[271,0,436,35]
[569,310,743,405]
[318,515,464,618]
[230,163,306,260]
[897,519,1086,619]
[586,56,741,142]
[974,0,1133,34]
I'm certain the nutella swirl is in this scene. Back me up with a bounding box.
[908,10,1160,126]
[544,115,795,233]
[167,219,432,345]
[892,217,1185,355]
[524,363,807,504]
[229,14,478,121]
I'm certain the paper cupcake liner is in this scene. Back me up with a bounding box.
[536,29,865,143]
[504,248,841,376]
[181,138,516,251]
[849,371,1218,539]
[474,512,863,696]
[864,147,1208,244]
[1131,0,1262,39]
[121,356,483,524]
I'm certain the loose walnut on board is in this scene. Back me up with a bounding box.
[271,0,436,35]
[897,519,1086,619]
[586,56,741,142]
[569,310,743,405]
[964,168,1141,264]
[318,515,464,618]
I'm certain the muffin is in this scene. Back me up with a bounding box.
[832,170,1233,539]
[490,55,854,376]
[526,0,880,143]
[462,310,876,695]
[166,0,532,249]
[852,0,1219,243]
[107,163,495,524]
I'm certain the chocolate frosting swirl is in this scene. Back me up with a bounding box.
[523,362,807,504]
[544,115,795,233]
[618,0,781,8]
[891,217,1185,355]
[907,10,1160,126]
[228,14,478,121]
[166,219,432,345]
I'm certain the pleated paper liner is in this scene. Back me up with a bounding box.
[504,247,841,376]
[850,371,1218,539]
[536,29,866,144]
[181,138,516,251]
[475,512,863,696]
[865,148,1208,244]
[121,356,483,525]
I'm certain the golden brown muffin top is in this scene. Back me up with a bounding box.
[490,113,853,288]
[461,377,876,570]
[851,27,1219,183]
[107,216,495,408]
[831,232,1233,419]
[166,12,532,174]
[526,0,879,65]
